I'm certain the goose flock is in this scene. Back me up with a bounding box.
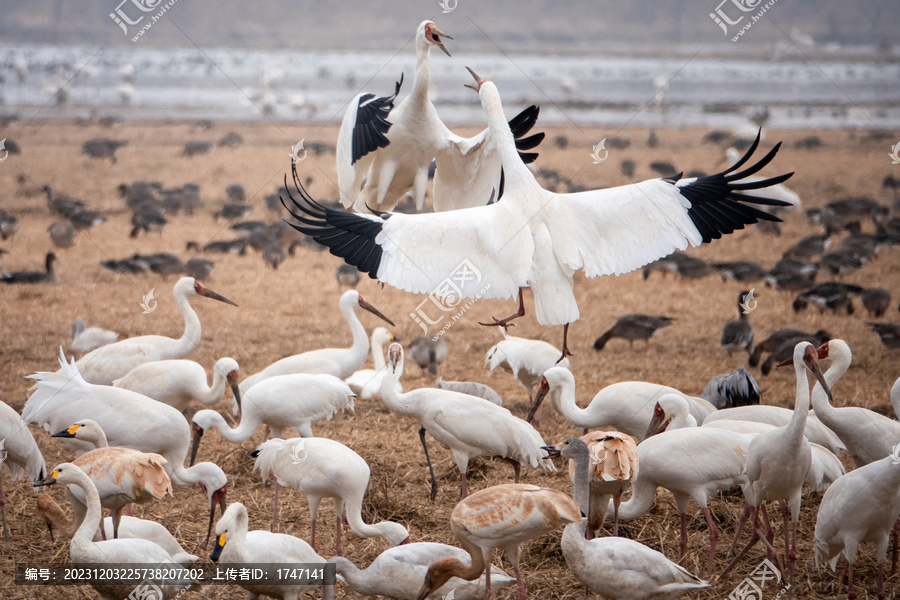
[1,17,899,600]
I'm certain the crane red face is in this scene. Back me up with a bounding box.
[424,22,452,57]
[817,341,830,360]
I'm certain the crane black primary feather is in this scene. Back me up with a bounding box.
[350,74,403,164]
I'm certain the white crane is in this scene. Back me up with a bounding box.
[253,437,409,554]
[702,404,845,457]
[337,21,543,214]
[37,493,198,561]
[417,482,580,600]
[526,367,710,440]
[286,69,792,358]
[70,317,119,353]
[113,357,240,414]
[381,343,552,501]
[239,290,394,394]
[484,331,570,429]
[815,455,900,600]
[50,419,172,539]
[211,502,334,600]
[549,437,709,600]
[810,339,900,467]
[328,542,515,599]
[620,407,754,578]
[721,342,829,591]
[0,400,46,540]
[345,327,395,400]
[36,463,195,600]
[72,277,237,385]
[191,373,355,463]
[24,349,229,544]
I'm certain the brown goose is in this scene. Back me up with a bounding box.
[720,290,754,356]
[593,315,673,352]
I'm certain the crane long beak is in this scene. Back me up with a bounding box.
[205,487,227,547]
[190,424,203,467]
[526,387,547,424]
[198,285,238,307]
[432,29,452,57]
[464,66,485,92]
[361,301,395,327]
[644,403,672,439]
[230,382,242,415]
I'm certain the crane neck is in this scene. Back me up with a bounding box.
[342,304,370,365]
[553,379,595,429]
[204,409,258,443]
[411,38,433,105]
[328,558,366,591]
[197,367,226,405]
[379,364,420,417]
[811,350,850,423]
[174,290,203,357]
[479,82,540,197]
[787,359,811,439]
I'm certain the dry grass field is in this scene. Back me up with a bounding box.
[0,119,899,599]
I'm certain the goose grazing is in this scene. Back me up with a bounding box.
[285,71,791,361]
[48,219,75,249]
[434,378,503,406]
[252,437,409,554]
[344,327,395,401]
[417,483,580,600]
[239,290,394,393]
[701,367,760,409]
[329,542,515,599]
[593,314,674,352]
[871,322,900,350]
[861,287,891,318]
[382,344,553,501]
[1,252,56,284]
[211,502,334,600]
[548,437,708,600]
[720,290,754,356]
[70,318,119,353]
[409,336,447,376]
[36,463,195,600]
[72,277,237,385]
[748,328,831,369]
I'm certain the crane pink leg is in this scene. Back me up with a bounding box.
[702,507,719,578]
[720,506,761,579]
[679,513,688,560]
[310,518,317,553]
[479,288,525,330]
[759,504,780,571]
[335,514,343,556]
[512,561,526,600]
[877,560,885,600]
[557,324,573,364]
[460,472,469,499]
[729,504,752,557]
[847,561,855,600]
[502,457,521,483]
[484,559,492,599]
[891,519,900,575]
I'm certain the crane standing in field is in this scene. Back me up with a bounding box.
[286,69,792,360]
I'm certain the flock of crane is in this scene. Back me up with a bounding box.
[2,16,899,600]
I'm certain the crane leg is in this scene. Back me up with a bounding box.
[418,427,439,502]
[877,560,885,600]
[479,288,526,329]
[679,513,688,560]
[334,499,344,557]
[760,504,781,572]
[512,560,526,600]
[847,561,856,600]
[729,503,752,557]
[310,518,317,553]
[460,471,469,500]
[891,519,899,575]
[613,494,621,537]
[557,324,574,364]
[270,481,279,532]
[0,475,9,541]
[703,507,719,579]
[780,501,795,600]
[112,507,122,539]
[484,558,492,600]
[720,506,761,579]
[502,457,521,483]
